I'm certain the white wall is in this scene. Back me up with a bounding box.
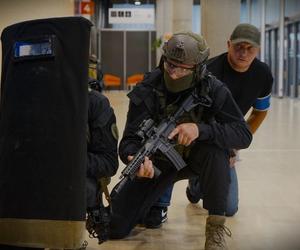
[0,0,74,79]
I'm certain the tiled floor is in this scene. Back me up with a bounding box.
[85,91,300,250]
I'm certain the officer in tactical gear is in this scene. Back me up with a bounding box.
[97,32,252,250]
[88,54,104,92]
[85,74,119,243]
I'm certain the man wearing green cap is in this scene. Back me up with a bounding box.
[151,24,273,225]
[186,23,273,214]
[94,31,253,249]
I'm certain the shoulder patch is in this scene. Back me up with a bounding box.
[111,123,119,140]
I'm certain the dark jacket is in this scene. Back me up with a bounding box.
[87,90,118,178]
[119,68,252,165]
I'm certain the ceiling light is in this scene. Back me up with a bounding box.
[134,1,141,5]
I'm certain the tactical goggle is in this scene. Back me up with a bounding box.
[164,59,194,77]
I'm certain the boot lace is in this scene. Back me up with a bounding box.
[206,224,232,247]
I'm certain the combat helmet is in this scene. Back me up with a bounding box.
[162,32,210,66]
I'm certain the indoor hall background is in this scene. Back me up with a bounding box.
[241,0,300,98]
[99,29,156,89]
[95,0,300,98]
[0,0,300,249]
[1,0,300,97]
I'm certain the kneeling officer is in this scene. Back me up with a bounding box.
[95,32,252,250]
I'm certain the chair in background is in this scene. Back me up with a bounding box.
[126,74,144,90]
[103,74,121,89]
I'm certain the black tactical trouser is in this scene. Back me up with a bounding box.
[86,176,100,209]
[109,142,231,239]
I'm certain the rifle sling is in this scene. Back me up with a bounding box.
[99,177,111,207]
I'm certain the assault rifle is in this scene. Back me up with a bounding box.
[114,90,212,193]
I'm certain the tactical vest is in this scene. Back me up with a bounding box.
[137,69,211,159]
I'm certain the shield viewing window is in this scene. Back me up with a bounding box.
[14,36,55,60]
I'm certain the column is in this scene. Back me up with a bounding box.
[172,0,193,32]
[156,0,174,63]
[260,0,266,62]
[201,0,240,58]
[155,0,193,63]
[278,0,285,97]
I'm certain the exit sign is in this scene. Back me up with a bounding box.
[81,1,94,15]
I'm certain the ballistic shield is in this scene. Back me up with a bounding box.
[0,16,92,249]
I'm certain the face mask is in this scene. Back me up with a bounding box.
[164,71,194,93]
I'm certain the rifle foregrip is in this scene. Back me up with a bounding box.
[121,151,146,177]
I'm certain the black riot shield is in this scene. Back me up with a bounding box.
[0,17,92,249]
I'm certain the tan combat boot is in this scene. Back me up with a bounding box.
[205,215,232,250]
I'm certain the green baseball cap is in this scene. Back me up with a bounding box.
[162,32,210,65]
[230,23,260,47]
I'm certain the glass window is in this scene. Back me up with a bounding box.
[192,2,200,33]
[287,24,296,97]
[265,30,270,67]
[296,22,300,98]
[270,28,279,95]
